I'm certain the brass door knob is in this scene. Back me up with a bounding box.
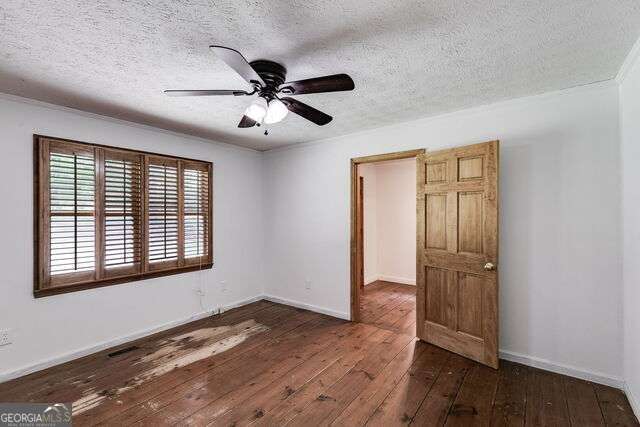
[484,262,496,271]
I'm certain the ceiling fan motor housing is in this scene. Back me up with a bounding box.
[250,60,287,94]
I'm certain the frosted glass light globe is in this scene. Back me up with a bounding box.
[264,99,289,124]
[245,97,268,122]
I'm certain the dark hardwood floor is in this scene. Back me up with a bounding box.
[0,282,637,426]
[360,280,417,336]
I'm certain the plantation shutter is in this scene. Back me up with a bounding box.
[43,140,97,288]
[35,136,213,297]
[146,157,179,271]
[183,162,211,266]
[103,150,144,277]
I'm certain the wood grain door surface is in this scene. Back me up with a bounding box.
[416,140,499,368]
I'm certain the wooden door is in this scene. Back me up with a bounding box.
[416,140,499,368]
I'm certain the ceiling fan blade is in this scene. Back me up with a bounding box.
[238,115,257,128]
[164,89,250,96]
[281,74,354,95]
[280,97,333,126]
[210,45,265,86]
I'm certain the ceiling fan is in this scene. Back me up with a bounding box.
[165,46,355,130]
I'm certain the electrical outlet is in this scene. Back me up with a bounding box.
[0,329,11,346]
[304,279,311,290]
[220,280,227,292]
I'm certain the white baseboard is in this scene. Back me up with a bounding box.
[499,349,625,389]
[0,294,264,384]
[625,382,640,419]
[376,275,416,286]
[364,276,378,286]
[262,294,351,320]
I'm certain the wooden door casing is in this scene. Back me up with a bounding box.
[350,149,426,322]
[416,140,499,368]
[357,176,364,291]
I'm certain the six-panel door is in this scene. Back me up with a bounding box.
[416,140,499,368]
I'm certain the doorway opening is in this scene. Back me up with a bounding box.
[350,149,425,328]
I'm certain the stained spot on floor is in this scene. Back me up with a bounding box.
[72,319,269,414]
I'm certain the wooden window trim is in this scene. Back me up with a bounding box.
[33,134,213,298]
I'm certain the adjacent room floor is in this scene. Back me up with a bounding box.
[359,280,417,336]
[0,298,636,426]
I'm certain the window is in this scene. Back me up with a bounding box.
[34,136,213,297]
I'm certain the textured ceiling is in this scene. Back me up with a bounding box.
[1,1,639,151]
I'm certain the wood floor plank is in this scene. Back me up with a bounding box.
[593,384,640,426]
[199,323,380,427]
[524,369,571,427]
[360,282,416,335]
[410,354,474,426]
[253,329,393,426]
[489,360,529,427]
[282,332,415,426]
[360,293,408,323]
[331,340,432,426]
[132,316,349,425]
[364,344,449,426]
[170,321,376,425]
[564,376,606,426]
[370,298,415,333]
[444,363,499,426]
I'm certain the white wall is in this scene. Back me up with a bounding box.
[620,42,640,414]
[360,159,416,286]
[263,81,623,384]
[0,95,265,380]
[374,159,416,285]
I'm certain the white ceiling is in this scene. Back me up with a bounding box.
[1,1,639,151]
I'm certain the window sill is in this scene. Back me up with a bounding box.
[34,263,214,298]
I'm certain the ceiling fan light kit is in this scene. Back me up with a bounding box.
[164,45,355,133]
[245,97,268,123]
[263,98,289,124]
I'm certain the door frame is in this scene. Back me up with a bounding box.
[350,148,426,321]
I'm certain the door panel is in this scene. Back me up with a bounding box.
[457,273,484,338]
[416,140,499,368]
[425,266,448,326]
[425,194,447,250]
[458,191,484,254]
